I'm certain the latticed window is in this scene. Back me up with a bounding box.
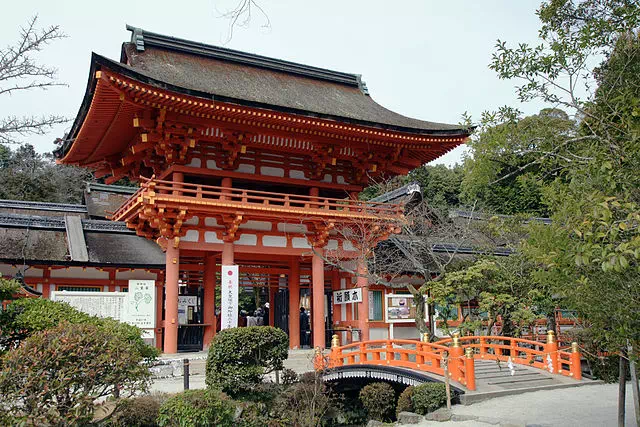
[369,290,383,321]
[56,285,102,292]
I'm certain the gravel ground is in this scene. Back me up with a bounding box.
[414,383,638,427]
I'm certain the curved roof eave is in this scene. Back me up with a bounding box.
[58,53,472,160]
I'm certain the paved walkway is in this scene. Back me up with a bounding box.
[414,383,638,427]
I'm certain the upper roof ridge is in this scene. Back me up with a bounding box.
[125,25,366,90]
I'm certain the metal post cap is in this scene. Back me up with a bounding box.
[546,330,556,344]
[452,332,461,347]
[465,347,474,358]
[331,334,340,348]
[571,342,579,353]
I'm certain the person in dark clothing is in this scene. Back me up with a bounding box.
[263,303,270,327]
[300,307,310,348]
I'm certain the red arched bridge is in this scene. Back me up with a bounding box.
[316,331,583,393]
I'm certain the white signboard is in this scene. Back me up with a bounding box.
[51,279,157,337]
[52,291,128,320]
[124,280,156,329]
[333,288,362,305]
[178,295,198,325]
[221,265,239,330]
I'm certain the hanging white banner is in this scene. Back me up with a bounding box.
[221,265,239,330]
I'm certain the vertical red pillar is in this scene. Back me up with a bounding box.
[288,257,301,349]
[312,249,325,348]
[357,258,370,342]
[164,243,180,354]
[203,253,217,348]
[155,279,163,350]
[221,242,234,265]
[268,285,276,326]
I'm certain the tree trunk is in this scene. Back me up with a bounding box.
[411,291,428,335]
[628,343,639,427]
[619,352,628,427]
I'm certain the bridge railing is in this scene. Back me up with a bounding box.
[435,330,582,380]
[318,331,582,391]
[322,336,477,390]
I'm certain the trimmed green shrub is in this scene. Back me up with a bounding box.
[396,386,415,415]
[157,389,235,427]
[359,382,396,421]
[0,322,153,426]
[236,401,271,427]
[411,383,447,415]
[271,376,331,427]
[109,394,170,426]
[281,368,298,386]
[0,298,158,360]
[206,326,288,396]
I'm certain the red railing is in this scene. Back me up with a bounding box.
[317,331,583,391]
[113,177,404,222]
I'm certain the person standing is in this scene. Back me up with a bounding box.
[300,307,310,348]
[263,302,270,327]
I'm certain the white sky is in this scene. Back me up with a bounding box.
[1,0,547,167]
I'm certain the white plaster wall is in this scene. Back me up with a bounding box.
[205,217,219,227]
[0,264,43,278]
[289,170,306,180]
[182,230,199,242]
[292,237,310,249]
[260,166,285,177]
[115,270,158,280]
[236,164,256,174]
[278,223,307,233]
[187,158,201,167]
[393,325,420,340]
[184,216,199,225]
[51,267,109,279]
[205,231,223,243]
[240,220,272,231]
[370,327,389,341]
[206,160,220,170]
[263,236,287,247]
[236,234,258,246]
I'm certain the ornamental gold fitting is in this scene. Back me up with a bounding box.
[421,332,430,343]
[465,347,474,358]
[452,332,461,348]
[314,346,322,355]
[546,330,556,344]
[571,342,579,353]
[331,334,340,348]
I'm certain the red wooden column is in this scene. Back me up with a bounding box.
[288,257,301,349]
[155,279,163,350]
[269,285,276,326]
[221,242,234,266]
[203,253,217,348]
[357,258,370,342]
[312,249,325,349]
[164,243,180,354]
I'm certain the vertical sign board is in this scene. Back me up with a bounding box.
[221,265,239,330]
[125,280,156,338]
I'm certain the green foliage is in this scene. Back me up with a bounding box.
[109,394,171,427]
[0,298,158,360]
[281,368,299,386]
[410,383,447,415]
[0,274,20,302]
[461,108,577,216]
[157,389,235,427]
[206,326,288,396]
[236,401,271,427]
[0,144,93,204]
[396,386,415,415]
[0,322,152,426]
[358,382,396,421]
[270,376,332,427]
[429,255,546,336]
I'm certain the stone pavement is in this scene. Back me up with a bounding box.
[411,383,638,427]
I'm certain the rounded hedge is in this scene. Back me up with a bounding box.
[109,394,170,426]
[205,326,288,396]
[157,389,235,427]
[396,385,415,415]
[359,382,396,421]
[411,383,447,415]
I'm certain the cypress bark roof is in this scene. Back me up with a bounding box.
[114,26,466,135]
